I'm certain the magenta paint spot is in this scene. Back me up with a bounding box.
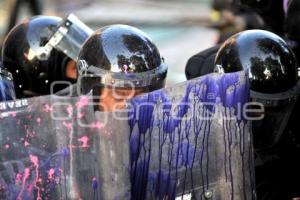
[123,64,129,74]
[77,112,84,119]
[17,168,30,199]
[43,104,53,113]
[26,129,35,138]
[76,96,89,109]
[10,112,17,117]
[78,136,89,148]
[4,144,10,149]
[29,154,38,168]
[24,141,30,147]
[89,121,104,129]
[15,173,22,184]
[36,117,41,125]
[48,168,55,181]
[67,105,73,118]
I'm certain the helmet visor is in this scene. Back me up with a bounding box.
[53,14,93,60]
[35,14,93,61]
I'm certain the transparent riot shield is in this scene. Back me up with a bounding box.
[0,71,255,200]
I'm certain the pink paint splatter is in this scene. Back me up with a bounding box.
[26,129,35,138]
[67,105,73,118]
[89,121,104,129]
[4,144,10,149]
[48,168,55,181]
[36,117,41,125]
[15,173,22,184]
[24,141,30,147]
[10,112,17,117]
[17,168,30,199]
[77,112,84,119]
[123,64,129,74]
[78,136,89,148]
[63,121,73,132]
[76,96,89,109]
[43,104,53,113]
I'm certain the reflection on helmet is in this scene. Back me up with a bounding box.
[2,15,92,98]
[214,29,300,149]
[0,66,15,102]
[77,24,167,95]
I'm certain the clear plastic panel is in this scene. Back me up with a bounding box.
[54,14,93,60]
[0,71,255,200]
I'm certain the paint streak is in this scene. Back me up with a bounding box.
[17,168,30,200]
[128,72,253,200]
[29,154,42,200]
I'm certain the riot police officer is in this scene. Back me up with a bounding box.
[186,0,286,79]
[76,24,167,112]
[197,29,300,199]
[2,14,93,98]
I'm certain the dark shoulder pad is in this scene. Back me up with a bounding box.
[185,45,220,80]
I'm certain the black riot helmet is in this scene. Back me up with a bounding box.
[215,29,300,149]
[77,24,167,96]
[2,15,93,98]
[0,64,15,102]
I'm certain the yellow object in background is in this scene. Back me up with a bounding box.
[210,9,221,22]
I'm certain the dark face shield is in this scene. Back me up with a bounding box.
[31,14,93,61]
[251,82,300,150]
[0,68,15,101]
[77,60,168,95]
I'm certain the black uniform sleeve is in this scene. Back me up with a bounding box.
[185,45,221,80]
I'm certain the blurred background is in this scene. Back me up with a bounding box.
[0,0,218,85]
